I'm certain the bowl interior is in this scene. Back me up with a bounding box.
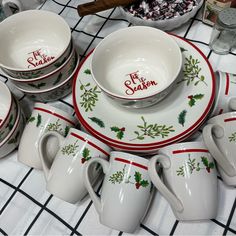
[91,27,182,99]
[0,82,12,126]
[0,10,71,70]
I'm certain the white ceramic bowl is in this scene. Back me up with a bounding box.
[0,10,72,78]
[15,53,79,102]
[7,45,77,91]
[0,81,18,142]
[91,26,182,108]
[0,99,25,158]
[119,0,203,31]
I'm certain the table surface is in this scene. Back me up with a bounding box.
[0,0,236,235]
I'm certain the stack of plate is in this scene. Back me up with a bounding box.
[73,35,215,155]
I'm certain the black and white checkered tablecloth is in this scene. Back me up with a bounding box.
[0,0,236,235]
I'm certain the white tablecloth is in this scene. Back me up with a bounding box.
[0,0,236,235]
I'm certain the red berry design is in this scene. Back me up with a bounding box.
[81,158,86,164]
[188,95,193,99]
[206,167,211,173]
[135,183,141,189]
[120,127,125,132]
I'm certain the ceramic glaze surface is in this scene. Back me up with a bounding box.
[73,35,215,149]
[83,151,153,233]
[39,128,112,204]
[0,10,71,73]
[203,112,236,186]
[148,142,218,221]
[91,26,182,101]
[18,102,77,169]
[0,82,11,126]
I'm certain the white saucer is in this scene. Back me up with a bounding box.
[73,35,215,150]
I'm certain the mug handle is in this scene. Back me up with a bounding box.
[202,124,236,176]
[148,155,184,213]
[228,97,236,111]
[38,131,65,179]
[83,158,110,215]
[2,0,23,16]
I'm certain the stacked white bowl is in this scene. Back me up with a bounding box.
[0,81,25,158]
[0,10,79,102]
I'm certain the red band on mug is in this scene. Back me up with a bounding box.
[114,157,148,170]
[172,149,209,154]
[71,132,109,156]
[225,73,230,95]
[34,107,75,126]
[224,117,236,122]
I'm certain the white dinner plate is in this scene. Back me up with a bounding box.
[73,34,215,150]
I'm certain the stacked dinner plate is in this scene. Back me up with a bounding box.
[73,28,215,155]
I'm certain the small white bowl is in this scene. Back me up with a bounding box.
[0,10,71,78]
[7,45,77,91]
[15,53,79,102]
[119,0,203,31]
[91,26,182,108]
[0,81,18,142]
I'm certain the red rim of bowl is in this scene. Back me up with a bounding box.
[72,34,215,147]
[0,82,13,130]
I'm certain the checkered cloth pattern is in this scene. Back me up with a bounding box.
[0,0,236,235]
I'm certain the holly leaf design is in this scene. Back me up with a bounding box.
[82,147,90,159]
[64,126,70,137]
[201,156,209,167]
[178,110,187,126]
[111,126,120,132]
[89,117,105,128]
[36,114,42,127]
[53,72,63,85]
[84,69,91,75]
[140,180,149,187]
[134,171,142,183]
[28,116,35,123]
[28,83,46,89]
[193,94,204,100]
[117,130,124,140]
[188,98,195,107]
[111,126,125,140]
[180,47,188,53]
[6,115,14,130]
[209,162,215,169]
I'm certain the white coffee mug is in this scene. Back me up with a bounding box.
[203,112,236,186]
[210,71,236,117]
[2,0,44,16]
[148,141,218,221]
[38,128,112,204]
[18,102,77,169]
[83,151,154,233]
